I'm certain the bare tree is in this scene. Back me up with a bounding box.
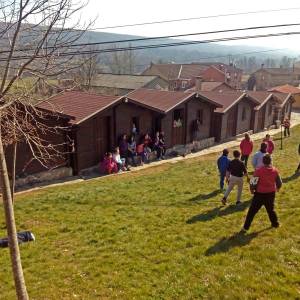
[109,43,136,74]
[76,46,101,89]
[0,1,92,299]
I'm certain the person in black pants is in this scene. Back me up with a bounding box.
[242,155,282,232]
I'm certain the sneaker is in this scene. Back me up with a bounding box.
[221,197,227,205]
[236,201,242,205]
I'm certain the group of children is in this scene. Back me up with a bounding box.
[102,131,167,174]
[217,132,284,232]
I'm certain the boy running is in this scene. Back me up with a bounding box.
[222,150,249,205]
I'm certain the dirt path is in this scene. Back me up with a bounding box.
[17,112,300,195]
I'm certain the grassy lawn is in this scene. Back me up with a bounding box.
[1,127,300,299]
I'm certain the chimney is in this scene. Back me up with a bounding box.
[195,76,203,92]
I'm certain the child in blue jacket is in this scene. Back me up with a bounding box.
[217,149,230,190]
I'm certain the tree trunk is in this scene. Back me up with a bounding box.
[11,142,17,203]
[0,130,28,299]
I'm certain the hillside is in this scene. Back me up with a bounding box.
[80,30,300,73]
[0,126,299,299]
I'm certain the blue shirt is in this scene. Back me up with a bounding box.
[217,155,230,174]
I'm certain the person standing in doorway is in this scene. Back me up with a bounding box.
[217,149,231,191]
[283,117,291,137]
[263,134,275,155]
[242,154,282,232]
[222,150,249,205]
[240,133,253,169]
[252,142,268,170]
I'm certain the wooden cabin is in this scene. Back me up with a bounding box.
[247,92,278,133]
[125,89,221,148]
[5,105,71,178]
[38,91,123,174]
[198,91,260,142]
[272,92,293,122]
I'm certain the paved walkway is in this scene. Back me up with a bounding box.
[17,112,300,195]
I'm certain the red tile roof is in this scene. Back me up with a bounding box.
[198,91,260,113]
[247,91,274,109]
[268,84,300,94]
[127,88,221,113]
[127,89,195,113]
[37,91,122,124]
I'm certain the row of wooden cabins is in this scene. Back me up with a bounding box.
[8,88,293,182]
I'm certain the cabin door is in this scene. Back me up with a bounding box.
[226,106,237,138]
[94,116,111,162]
[172,108,185,145]
[257,106,266,131]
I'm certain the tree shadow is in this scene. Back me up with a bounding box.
[188,189,222,202]
[186,200,251,224]
[282,172,300,183]
[205,227,271,256]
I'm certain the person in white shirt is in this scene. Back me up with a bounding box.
[113,147,127,171]
[252,143,267,170]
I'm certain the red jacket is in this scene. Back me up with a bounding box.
[263,139,275,154]
[240,139,253,156]
[254,166,282,193]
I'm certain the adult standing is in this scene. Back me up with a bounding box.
[283,117,291,137]
[242,154,282,231]
[222,150,249,205]
[252,143,268,170]
[240,133,253,168]
[263,134,275,155]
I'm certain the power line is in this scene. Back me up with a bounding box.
[3,22,300,54]
[91,7,300,30]
[3,31,300,62]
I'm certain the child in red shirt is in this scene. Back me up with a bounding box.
[102,152,118,174]
[239,133,253,168]
[263,134,275,155]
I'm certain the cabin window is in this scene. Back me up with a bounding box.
[242,107,247,121]
[173,109,184,128]
[181,81,187,89]
[198,109,204,125]
[174,82,177,89]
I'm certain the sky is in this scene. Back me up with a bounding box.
[78,0,300,53]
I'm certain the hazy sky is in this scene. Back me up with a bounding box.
[79,0,300,52]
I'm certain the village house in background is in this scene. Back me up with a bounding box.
[82,73,168,96]
[249,65,300,91]
[268,84,300,110]
[142,62,242,91]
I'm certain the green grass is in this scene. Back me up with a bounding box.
[1,127,300,299]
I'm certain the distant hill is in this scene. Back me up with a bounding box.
[80,30,300,73]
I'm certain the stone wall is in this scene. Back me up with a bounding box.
[15,167,73,188]
[166,137,215,156]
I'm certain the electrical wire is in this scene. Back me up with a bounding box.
[91,7,300,30]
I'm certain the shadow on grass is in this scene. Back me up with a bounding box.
[186,200,251,224]
[205,227,271,256]
[282,172,300,183]
[189,189,222,202]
